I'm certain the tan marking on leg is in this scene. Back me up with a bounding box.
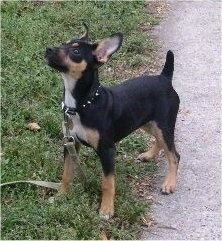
[137,139,161,161]
[137,122,162,161]
[58,143,81,195]
[151,121,179,194]
[85,127,100,149]
[99,230,108,240]
[161,151,178,194]
[99,175,115,220]
[58,154,74,195]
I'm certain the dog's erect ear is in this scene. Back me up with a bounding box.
[93,33,123,63]
[79,22,89,41]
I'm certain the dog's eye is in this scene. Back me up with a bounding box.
[72,49,80,55]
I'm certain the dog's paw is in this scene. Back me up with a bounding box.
[99,212,112,220]
[137,142,161,161]
[57,183,70,196]
[136,152,152,161]
[161,180,176,194]
[99,205,114,220]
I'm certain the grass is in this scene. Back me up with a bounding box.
[1,1,159,240]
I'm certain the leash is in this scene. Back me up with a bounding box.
[1,105,86,190]
[63,112,86,185]
[0,180,60,190]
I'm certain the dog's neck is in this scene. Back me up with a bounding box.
[62,73,77,108]
[61,69,100,109]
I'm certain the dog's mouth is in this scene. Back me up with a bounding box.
[45,47,68,72]
[45,58,68,72]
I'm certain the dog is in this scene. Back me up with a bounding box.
[45,25,180,220]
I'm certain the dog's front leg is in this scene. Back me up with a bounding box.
[98,145,115,220]
[58,142,81,195]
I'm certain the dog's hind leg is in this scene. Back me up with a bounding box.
[137,122,162,161]
[150,121,180,194]
[161,147,180,194]
[137,139,161,161]
[138,121,179,193]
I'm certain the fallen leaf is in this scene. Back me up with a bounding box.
[27,122,41,131]
[3,196,12,204]
[140,216,155,227]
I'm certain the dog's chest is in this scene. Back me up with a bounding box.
[63,114,87,143]
[62,74,99,149]
[63,115,99,150]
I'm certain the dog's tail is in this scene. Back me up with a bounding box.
[161,50,174,80]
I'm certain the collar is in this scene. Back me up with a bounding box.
[62,84,101,116]
[62,102,77,116]
[82,84,101,107]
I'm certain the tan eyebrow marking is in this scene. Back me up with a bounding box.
[72,43,79,47]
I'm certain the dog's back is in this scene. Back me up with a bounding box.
[109,51,179,141]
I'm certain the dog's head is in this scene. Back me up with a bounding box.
[45,23,123,80]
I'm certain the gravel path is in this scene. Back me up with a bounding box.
[142,1,221,240]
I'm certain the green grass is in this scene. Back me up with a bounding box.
[1,1,159,239]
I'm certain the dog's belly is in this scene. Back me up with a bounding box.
[113,113,152,142]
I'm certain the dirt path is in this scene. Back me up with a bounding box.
[142,1,221,240]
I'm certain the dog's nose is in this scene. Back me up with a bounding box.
[46,47,54,54]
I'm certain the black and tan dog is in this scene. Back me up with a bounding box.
[45,26,180,219]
